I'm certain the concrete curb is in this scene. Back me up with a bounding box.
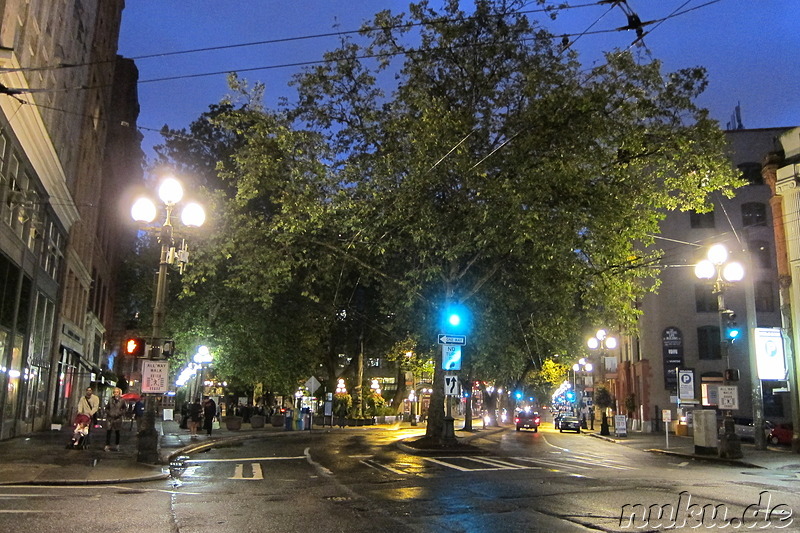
[0,471,171,486]
[587,430,764,469]
[643,448,764,469]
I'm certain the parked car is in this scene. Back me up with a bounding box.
[515,411,541,432]
[718,417,773,442]
[553,411,572,428]
[559,415,581,433]
[768,423,793,445]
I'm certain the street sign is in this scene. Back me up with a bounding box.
[438,334,466,345]
[141,360,169,394]
[444,374,461,396]
[678,369,695,401]
[305,376,321,393]
[442,345,462,370]
[718,386,739,410]
[614,415,628,437]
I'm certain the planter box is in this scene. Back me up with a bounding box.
[270,415,284,427]
[250,415,265,429]
[224,416,243,431]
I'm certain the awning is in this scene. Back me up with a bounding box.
[75,355,103,375]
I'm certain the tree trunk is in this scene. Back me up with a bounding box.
[425,365,445,442]
[462,371,473,431]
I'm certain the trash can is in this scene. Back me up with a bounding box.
[284,409,294,431]
[296,414,304,431]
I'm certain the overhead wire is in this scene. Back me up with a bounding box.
[0,1,737,228]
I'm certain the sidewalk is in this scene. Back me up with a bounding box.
[583,427,800,470]
[0,418,287,485]
[1,419,798,485]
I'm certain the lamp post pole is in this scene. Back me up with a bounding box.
[131,176,205,464]
[588,329,615,435]
[695,243,744,459]
[573,358,593,429]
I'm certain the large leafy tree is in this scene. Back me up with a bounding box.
[284,0,740,443]
[159,1,740,444]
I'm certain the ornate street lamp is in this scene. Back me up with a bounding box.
[573,358,594,429]
[588,329,616,435]
[695,243,745,459]
[131,175,205,463]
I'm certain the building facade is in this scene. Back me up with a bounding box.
[0,1,139,439]
[618,128,791,432]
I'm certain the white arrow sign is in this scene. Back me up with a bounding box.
[444,374,461,396]
[438,334,466,345]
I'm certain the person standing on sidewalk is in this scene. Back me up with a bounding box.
[188,398,202,437]
[104,387,128,451]
[203,396,217,436]
[77,387,100,428]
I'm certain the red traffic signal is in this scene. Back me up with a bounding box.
[123,337,146,357]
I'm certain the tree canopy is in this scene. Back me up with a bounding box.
[147,0,740,443]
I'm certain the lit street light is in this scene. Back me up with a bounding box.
[572,358,593,429]
[695,243,749,459]
[131,175,205,463]
[588,329,616,435]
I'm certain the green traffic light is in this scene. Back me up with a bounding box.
[448,314,461,327]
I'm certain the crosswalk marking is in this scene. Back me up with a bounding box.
[514,454,637,471]
[421,456,538,472]
[229,463,264,480]
[361,459,407,475]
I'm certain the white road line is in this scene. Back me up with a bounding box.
[188,456,304,463]
[229,462,264,480]
[467,456,527,469]
[514,456,593,470]
[422,457,472,471]
[361,459,407,475]
[304,447,333,477]
[422,456,537,472]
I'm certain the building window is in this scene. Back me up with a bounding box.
[755,280,775,312]
[741,202,767,227]
[697,325,721,360]
[689,210,715,229]
[748,240,771,268]
[739,162,763,185]
[695,284,716,313]
[366,358,381,368]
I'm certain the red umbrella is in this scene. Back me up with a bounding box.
[122,393,141,401]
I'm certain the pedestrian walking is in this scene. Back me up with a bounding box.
[188,397,202,437]
[203,396,217,436]
[104,387,128,451]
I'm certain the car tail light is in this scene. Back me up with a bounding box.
[535,417,540,424]
[514,417,520,424]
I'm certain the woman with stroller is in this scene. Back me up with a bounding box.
[104,387,128,451]
[66,413,91,449]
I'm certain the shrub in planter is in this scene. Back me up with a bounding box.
[224,416,243,431]
[250,414,265,428]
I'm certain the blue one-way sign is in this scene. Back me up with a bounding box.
[438,334,466,345]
